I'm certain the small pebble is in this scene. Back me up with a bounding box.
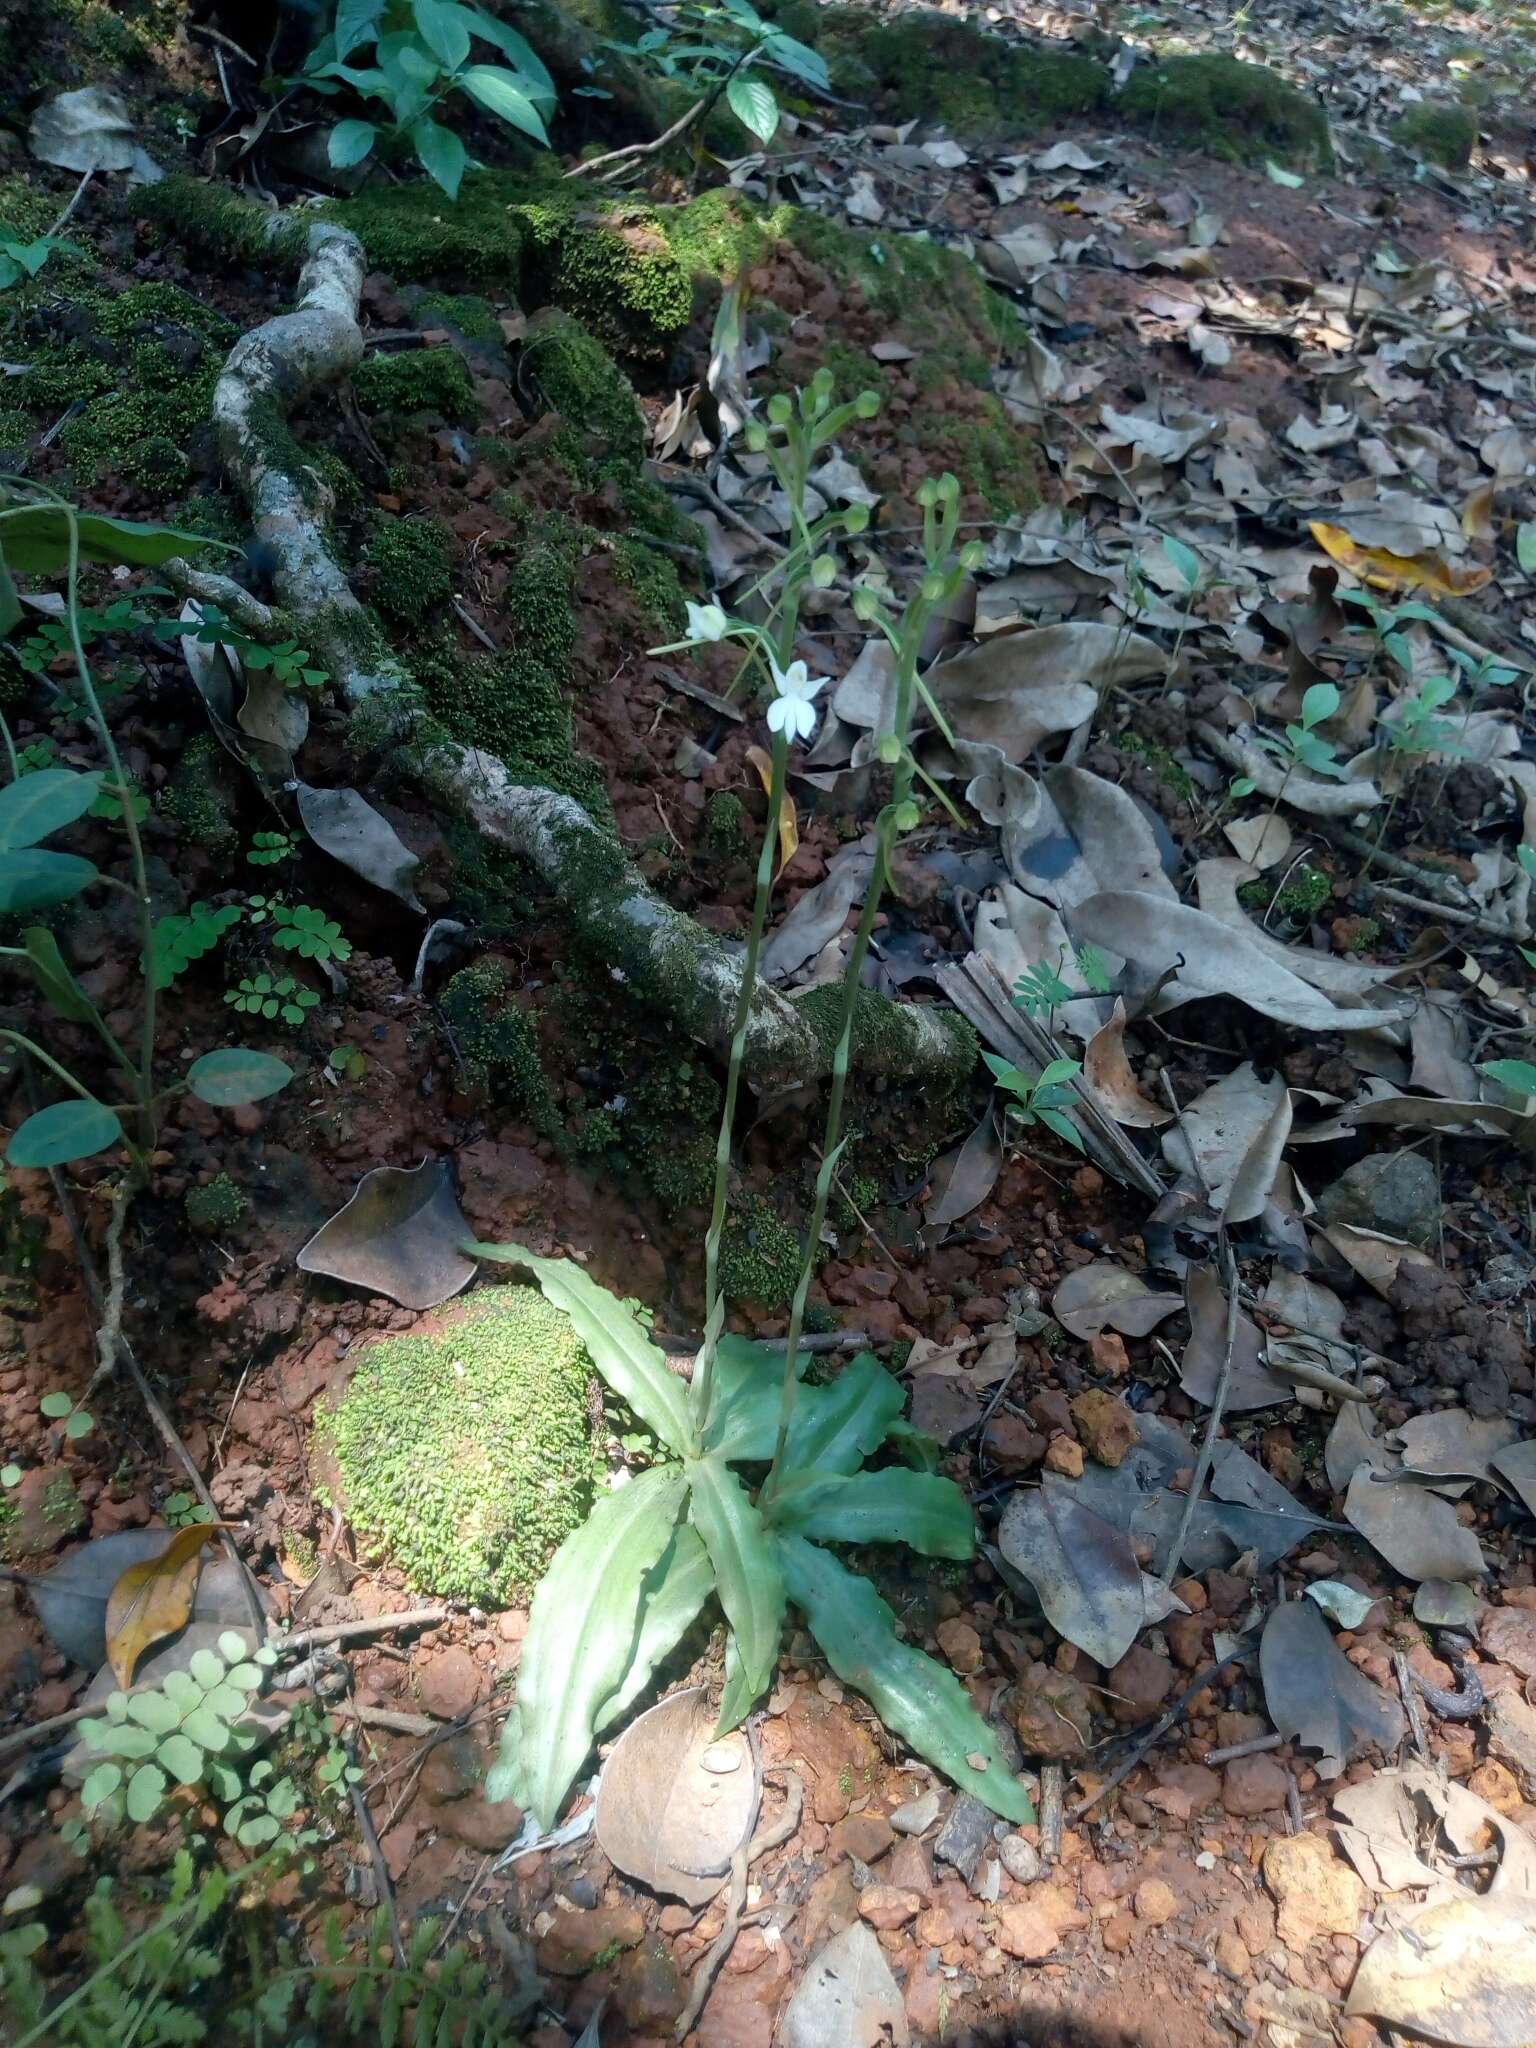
[701,1742,741,1774]
[890,1789,941,1836]
[999,1834,1041,1885]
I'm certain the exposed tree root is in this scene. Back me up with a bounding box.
[189,217,975,1091]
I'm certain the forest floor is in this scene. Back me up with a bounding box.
[3,0,1536,2044]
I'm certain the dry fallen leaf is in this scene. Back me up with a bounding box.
[1308,520,1492,599]
[1347,1894,1536,2048]
[1344,1464,1487,1585]
[1053,1261,1182,1339]
[105,1522,225,1686]
[745,744,797,875]
[1083,1000,1173,1128]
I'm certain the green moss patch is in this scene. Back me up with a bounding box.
[1391,100,1477,167]
[319,1286,594,1605]
[439,959,559,1132]
[720,1197,803,1309]
[1119,53,1331,166]
[365,515,455,628]
[354,345,478,420]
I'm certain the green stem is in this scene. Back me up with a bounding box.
[692,728,789,1431]
[0,707,18,782]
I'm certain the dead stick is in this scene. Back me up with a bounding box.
[674,1769,804,2040]
[1393,1649,1432,1761]
[1072,1641,1256,1819]
[1160,1233,1241,1592]
[350,1747,406,1966]
[1205,1732,1282,1766]
[273,1609,448,1660]
[1040,1764,1064,1862]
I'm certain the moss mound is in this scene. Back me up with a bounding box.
[439,958,559,1132]
[1118,52,1331,165]
[1391,100,1476,167]
[320,1286,594,1605]
[354,345,477,419]
[365,515,455,628]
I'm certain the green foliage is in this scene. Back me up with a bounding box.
[163,1489,215,1526]
[439,957,558,1129]
[1118,52,1331,166]
[247,898,352,963]
[983,1051,1086,1152]
[703,789,748,855]
[1254,680,1348,781]
[719,1196,803,1308]
[1382,672,1461,759]
[364,514,454,626]
[625,0,829,147]
[1481,1057,1536,1100]
[79,1633,283,1829]
[148,901,245,989]
[302,0,558,198]
[1013,945,1111,1021]
[1391,99,1477,167]
[245,830,296,867]
[319,1285,595,1604]
[225,974,320,1026]
[523,309,645,479]
[353,346,477,421]
[180,1166,252,1237]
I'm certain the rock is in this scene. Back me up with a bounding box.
[1215,1932,1250,1978]
[1044,1437,1085,1479]
[934,1794,995,1884]
[909,1374,984,1448]
[1205,1570,1249,1617]
[1,1465,84,1558]
[1089,1331,1130,1376]
[1105,1645,1174,1723]
[1008,1661,1095,1759]
[999,1833,1041,1885]
[801,1866,861,1951]
[890,1788,942,1835]
[1486,1689,1536,1796]
[1101,1913,1135,1953]
[935,1619,983,1674]
[983,1416,1046,1472]
[1467,1760,1523,1816]
[1167,1613,1208,1669]
[415,1646,484,1721]
[829,1814,895,1866]
[916,1905,955,1947]
[616,1943,686,2029]
[1222,1755,1290,1817]
[780,1923,907,2048]
[1029,1391,1074,1435]
[438,1791,524,1851]
[887,1838,934,1898]
[995,1899,1061,1960]
[859,1885,923,1931]
[1070,1390,1138,1468]
[1262,1833,1366,1948]
[1317,1150,1440,1248]
[1483,1605,1536,1680]
[1147,1763,1220,1820]
[7,1830,79,1903]
[537,1904,645,1976]
[1134,1879,1179,1926]
[1412,1579,1482,1629]
[418,1733,488,1806]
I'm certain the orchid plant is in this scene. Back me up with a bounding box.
[465,378,1032,1834]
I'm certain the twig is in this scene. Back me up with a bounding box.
[654,663,746,724]
[351,1707,439,1736]
[656,464,787,557]
[450,596,500,653]
[0,1671,179,1762]
[84,1178,131,1392]
[1370,882,1524,944]
[566,42,759,182]
[1285,1773,1304,1835]
[1040,1763,1064,1861]
[1205,1731,1282,1766]
[350,1749,406,1965]
[47,170,94,238]
[190,21,258,63]
[1160,1234,1241,1592]
[674,1767,803,2040]
[273,1609,449,1660]
[1393,1649,1432,1761]
[1072,1641,1255,1819]
[1310,819,1482,912]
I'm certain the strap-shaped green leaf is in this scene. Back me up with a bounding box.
[489,1464,686,1828]
[0,503,226,574]
[0,769,102,850]
[770,1469,975,1558]
[782,1351,904,1476]
[702,1334,806,1460]
[778,1534,1033,1823]
[594,1523,714,1737]
[468,1240,695,1455]
[687,1455,784,1726]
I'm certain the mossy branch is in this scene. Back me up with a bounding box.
[192,213,976,1091]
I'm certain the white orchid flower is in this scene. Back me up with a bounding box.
[765,657,828,743]
[685,600,729,643]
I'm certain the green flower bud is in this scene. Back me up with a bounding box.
[916,478,939,510]
[851,585,880,620]
[811,366,835,398]
[811,553,837,587]
[766,392,793,426]
[960,540,986,571]
[893,799,920,831]
[938,471,961,502]
[843,503,870,535]
[855,389,881,419]
[876,733,902,765]
[921,570,945,603]
[744,421,768,453]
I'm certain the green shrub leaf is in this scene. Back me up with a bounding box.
[187,1048,294,1106]
[7,1099,121,1169]
[782,1351,904,1476]
[491,1464,687,1828]
[413,115,466,198]
[328,117,378,168]
[687,1455,784,1725]
[726,73,779,145]
[0,848,98,912]
[125,1762,167,1823]
[0,503,224,574]
[0,768,103,849]
[158,1733,208,1785]
[468,1241,695,1454]
[81,1761,122,1808]
[769,1469,975,1558]
[778,1534,1033,1822]
[458,63,549,142]
[21,927,99,1025]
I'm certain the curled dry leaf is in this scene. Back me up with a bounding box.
[1222,1087,1294,1226]
[1083,1000,1173,1128]
[1053,1261,1181,1340]
[237,671,308,778]
[1224,814,1292,869]
[105,1523,225,1687]
[1161,1063,1286,1209]
[780,1922,910,2048]
[927,624,1164,765]
[296,784,424,912]
[296,1156,477,1310]
[1180,1264,1289,1412]
[761,842,874,985]
[1344,1464,1487,1584]
[1491,1441,1536,1517]
[1324,1223,1440,1300]
[1076,893,1414,1034]
[594,1686,759,1907]
[1392,1412,1519,1491]
[924,1109,1003,1230]
[1325,1402,1384,1494]
[1308,519,1492,600]
[24,1532,255,1670]
[1260,1597,1405,1779]
[1347,1895,1536,2048]
[996,1477,1146,1668]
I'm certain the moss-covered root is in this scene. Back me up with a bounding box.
[207,219,408,704]
[423,744,977,1091]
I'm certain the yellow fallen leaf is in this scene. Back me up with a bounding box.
[744,744,797,875]
[1308,520,1491,598]
[105,1523,224,1686]
[1461,480,1497,543]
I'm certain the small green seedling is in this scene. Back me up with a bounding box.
[982,1052,1086,1151]
[40,1389,93,1441]
[226,975,320,1027]
[246,831,297,867]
